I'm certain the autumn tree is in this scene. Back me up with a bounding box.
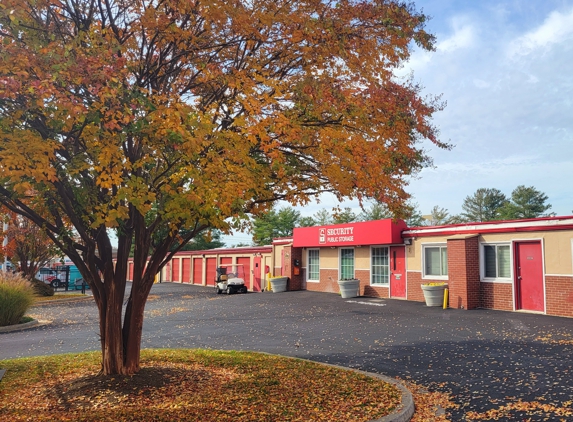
[499,185,552,219]
[0,0,444,375]
[461,188,507,222]
[1,213,60,279]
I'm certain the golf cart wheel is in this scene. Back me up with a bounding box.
[215,285,222,294]
[227,286,233,295]
[50,279,61,288]
[239,286,247,294]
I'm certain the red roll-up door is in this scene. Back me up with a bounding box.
[181,258,191,283]
[193,258,203,285]
[237,257,251,290]
[128,261,134,281]
[206,258,217,286]
[172,258,180,282]
[220,257,232,266]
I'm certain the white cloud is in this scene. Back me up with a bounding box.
[508,8,573,57]
[437,22,475,53]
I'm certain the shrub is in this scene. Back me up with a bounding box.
[0,272,35,326]
[31,278,55,297]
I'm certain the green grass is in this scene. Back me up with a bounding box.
[0,349,402,422]
[34,293,88,302]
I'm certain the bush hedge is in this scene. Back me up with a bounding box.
[0,273,35,326]
[31,278,55,296]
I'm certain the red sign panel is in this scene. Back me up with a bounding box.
[293,219,407,247]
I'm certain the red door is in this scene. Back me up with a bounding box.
[220,257,232,266]
[206,258,217,286]
[181,258,191,283]
[515,241,544,312]
[172,258,180,282]
[237,257,251,290]
[253,256,262,292]
[389,246,406,298]
[192,258,203,285]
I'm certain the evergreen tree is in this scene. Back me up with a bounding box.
[251,207,301,245]
[462,188,508,222]
[358,202,393,221]
[404,202,426,227]
[499,185,552,219]
[333,207,358,224]
[179,230,225,251]
[313,209,333,226]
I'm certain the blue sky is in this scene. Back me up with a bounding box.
[226,0,573,245]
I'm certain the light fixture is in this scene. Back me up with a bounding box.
[403,238,412,245]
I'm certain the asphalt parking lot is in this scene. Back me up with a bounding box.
[1,282,572,421]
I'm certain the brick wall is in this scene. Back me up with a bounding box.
[355,269,371,296]
[545,275,573,318]
[305,268,340,294]
[480,282,513,311]
[406,271,426,302]
[363,284,390,298]
[288,247,303,291]
[447,237,480,310]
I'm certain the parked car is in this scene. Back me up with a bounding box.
[36,267,64,288]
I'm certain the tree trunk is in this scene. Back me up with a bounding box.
[94,257,156,375]
[98,275,130,375]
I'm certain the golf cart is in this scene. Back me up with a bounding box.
[215,264,248,295]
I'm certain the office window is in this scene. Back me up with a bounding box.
[340,248,355,280]
[371,247,389,284]
[308,249,320,281]
[483,244,511,279]
[423,245,448,278]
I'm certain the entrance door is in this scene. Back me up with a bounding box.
[389,246,406,298]
[515,241,544,312]
[253,256,262,292]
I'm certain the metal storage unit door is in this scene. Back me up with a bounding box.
[172,258,180,282]
[181,258,191,283]
[237,257,251,290]
[192,258,203,285]
[206,258,217,286]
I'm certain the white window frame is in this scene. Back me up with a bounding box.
[307,249,320,283]
[371,246,389,285]
[422,243,448,280]
[480,242,513,283]
[339,248,355,280]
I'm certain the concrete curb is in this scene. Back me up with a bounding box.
[319,363,414,422]
[0,319,40,334]
[262,353,414,422]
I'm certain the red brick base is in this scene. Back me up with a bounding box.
[480,282,513,311]
[545,275,573,318]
